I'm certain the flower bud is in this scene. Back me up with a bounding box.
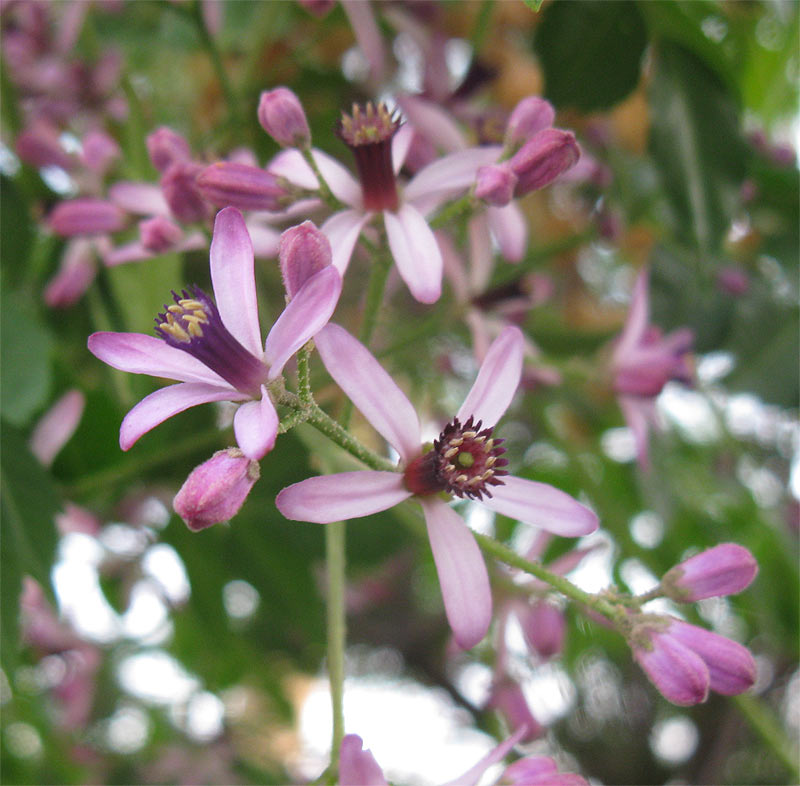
[160,161,209,223]
[519,599,565,660]
[16,121,74,170]
[139,215,183,253]
[509,128,580,197]
[197,162,290,212]
[662,543,758,602]
[173,448,260,532]
[81,129,121,174]
[505,96,555,148]
[339,735,388,786]
[146,126,191,173]
[258,87,311,149]
[474,163,518,207]
[48,198,126,236]
[279,220,332,299]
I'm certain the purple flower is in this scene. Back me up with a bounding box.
[611,268,694,469]
[276,324,597,648]
[88,207,341,459]
[630,616,756,706]
[661,543,758,602]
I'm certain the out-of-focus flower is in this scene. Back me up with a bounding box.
[15,119,75,170]
[487,679,545,743]
[277,325,597,648]
[661,543,758,602]
[29,389,85,467]
[258,86,311,149]
[611,268,693,469]
[48,197,126,237]
[88,208,341,459]
[173,448,260,531]
[717,265,751,296]
[630,615,756,706]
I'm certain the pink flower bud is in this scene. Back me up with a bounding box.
[487,680,545,743]
[48,198,126,236]
[258,87,311,149]
[519,599,565,660]
[139,215,183,253]
[160,161,209,223]
[146,126,192,173]
[505,96,555,147]
[662,543,758,602]
[196,162,290,212]
[509,128,580,197]
[173,448,260,532]
[475,163,518,207]
[278,220,332,299]
[15,121,74,170]
[81,129,121,175]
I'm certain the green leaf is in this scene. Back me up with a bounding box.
[533,0,647,111]
[0,291,53,426]
[0,421,61,670]
[648,42,747,254]
[0,176,34,289]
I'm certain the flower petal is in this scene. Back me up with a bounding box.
[264,266,342,378]
[120,383,244,451]
[383,204,442,304]
[421,498,492,650]
[341,0,386,84]
[321,209,372,274]
[339,735,388,786]
[245,219,281,258]
[442,727,529,786]
[108,181,170,216]
[233,388,279,459]
[391,123,415,174]
[29,390,85,467]
[88,332,228,386]
[315,323,421,462]
[209,207,264,358]
[396,94,467,154]
[457,326,524,428]
[482,475,598,537]
[269,148,361,207]
[619,395,654,471]
[614,268,650,360]
[404,146,502,204]
[488,203,528,262]
[276,471,411,523]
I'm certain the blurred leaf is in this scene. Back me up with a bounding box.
[0,292,52,425]
[534,1,647,111]
[0,176,34,289]
[648,42,747,254]
[0,422,61,670]
[522,0,544,11]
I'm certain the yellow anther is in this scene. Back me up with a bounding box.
[455,474,469,484]
[178,298,204,310]
[482,469,494,480]
[474,435,486,443]
[445,463,456,473]
[187,321,204,337]
[191,309,208,321]
[168,304,183,314]
[485,439,494,451]
[486,456,496,468]
[462,431,477,439]
[468,476,483,485]
[162,322,191,343]
[448,437,464,447]
[444,447,459,459]
[182,314,205,325]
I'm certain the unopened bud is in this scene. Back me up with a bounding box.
[509,128,580,197]
[505,96,555,148]
[139,215,183,252]
[662,543,758,602]
[258,87,311,149]
[173,448,260,532]
[519,599,565,660]
[160,161,209,223]
[279,220,332,299]
[16,122,74,170]
[197,162,290,212]
[146,126,191,173]
[474,163,517,207]
[49,198,126,236]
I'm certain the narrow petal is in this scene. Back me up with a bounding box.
[321,209,371,274]
[404,146,502,204]
[420,498,492,650]
[276,471,410,523]
[315,324,421,462]
[29,390,85,467]
[457,326,524,428]
[245,220,281,258]
[233,389,279,459]
[209,207,264,358]
[614,268,650,359]
[619,395,654,471]
[108,181,171,216]
[488,203,528,262]
[339,735,388,786]
[391,123,415,174]
[269,148,361,207]
[341,0,386,84]
[467,214,493,292]
[482,475,598,537]
[442,727,529,786]
[88,332,228,386]
[264,266,342,378]
[383,204,442,304]
[396,94,467,154]
[120,383,243,451]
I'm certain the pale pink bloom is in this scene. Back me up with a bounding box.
[29,389,85,467]
[88,208,341,459]
[661,543,758,602]
[277,325,597,648]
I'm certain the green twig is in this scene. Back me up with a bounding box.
[326,521,347,770]
[430,192,478,230]
[734,694,799,780]
[301,148,346,210]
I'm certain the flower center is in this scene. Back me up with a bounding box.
[155,287,268,397]
[403,416,508,501]
[336,102,401,212]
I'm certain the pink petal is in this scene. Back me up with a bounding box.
[404,146,502,205]
[442,727,529,786]
[233,389,279,459]
[383,204,442,304]
[120,383,244,450]
[321,209,372,274]
[339,735,388,786]
[29,390,85,466]
[264,266,342,378]
[420,498,492,650]
[488,203,528,262]
[614,268,650,360]
[209,207,264,358]
[457,326,524,428]
[619,395,654,471]
[315,324,421,462]
[276,471,411,523]
[103,241,152,266]
[391,123,415,174]
[468,214,493,292]
[396,94,467,154]
[245,220,281,258]
[482,476,598,537]
[269,148,361,207]
[341,0,386,84]
[108,181,170,216]
[88,332,228,386]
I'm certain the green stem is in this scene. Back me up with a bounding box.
[297,344,313,403]
[430,193,478,230]
[734,694,799,780]
[301,148,345,210]
[326,521,347,769]
[470,0,494,56]
[357,252,392,347]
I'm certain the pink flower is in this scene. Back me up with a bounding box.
[611,268,693,469]
[661,543,758,602]
[277,325,597,648]
[269,101,502,303]
[88,208,341,459]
